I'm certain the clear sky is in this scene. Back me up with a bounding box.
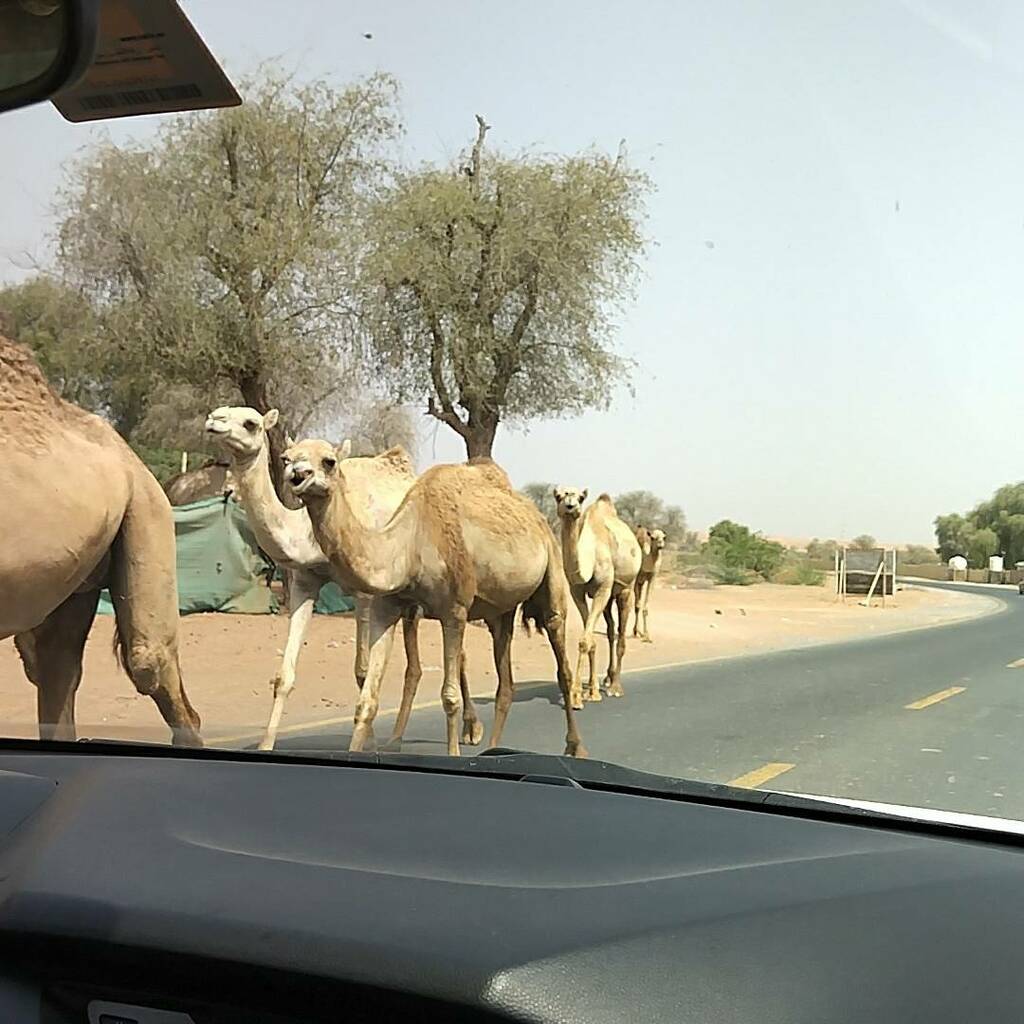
[4,0,1024,544]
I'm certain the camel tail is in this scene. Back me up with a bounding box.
[111,610,130,676]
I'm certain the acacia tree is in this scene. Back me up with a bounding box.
[359,116,650,459]
[521,482,560,528]
[614,489,686,542]
[55,70,401,492]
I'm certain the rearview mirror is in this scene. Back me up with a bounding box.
[0,0,98,115]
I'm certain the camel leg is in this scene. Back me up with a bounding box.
[640,577,653,643]
[538,590,588,759]
[385,605,423,750]
[568,589,589,710]
[486,610,517,749]
[578,583,612,704]
[15,589,100,742]
[632,579,643,638]
[607,588,633,698]
[459,650,483,745]
[350,598,403,752]
[602,602,617,690]
[258,568,319,751]
[440,609,468,757]
[353,594,372,690]
[109,467,202,746]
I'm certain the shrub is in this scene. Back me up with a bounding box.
[704,519,786,578]
[773,562,825,586]
[707,564,758,586]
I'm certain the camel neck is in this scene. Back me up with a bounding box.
[229,444,306,563]
[305,484,412,596]
[560,514,588,585]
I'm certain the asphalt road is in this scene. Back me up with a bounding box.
[274,582,1024,820]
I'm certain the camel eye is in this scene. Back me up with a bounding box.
[322,457,337,472]
[243,419,258,431]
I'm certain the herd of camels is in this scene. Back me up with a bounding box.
[1,333,667,759]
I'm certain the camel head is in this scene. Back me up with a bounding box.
[205,406,280,459]
[553,486,588,520]
[648,528,667,551]
[283,438,353,502]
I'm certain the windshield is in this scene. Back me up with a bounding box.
[3,0,1024,825]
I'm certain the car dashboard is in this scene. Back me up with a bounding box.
[1,743,1024,1023]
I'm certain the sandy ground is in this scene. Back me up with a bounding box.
[0,581,996,746]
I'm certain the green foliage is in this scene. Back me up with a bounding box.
[773,561,826,586]
[850,534,877,551]
[899,544,939,565]
[53,69,401,467]
[704,519,786,579]
[805,538,839,560]
[130,445,210,485]
[0,276,107,413]
[934,512,972,562]
[613,489,686,542]
[968,527,999,568]
[707,564,758,586]
[521,482,560,527]
[935,483,1024,568]
[358,117,650,457]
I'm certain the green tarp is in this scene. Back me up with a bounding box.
[96,496,355,616]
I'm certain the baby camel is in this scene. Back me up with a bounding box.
[284,440,586,758]
[205,407,481,750]
[554,488,642,704]
[633,526,666,642]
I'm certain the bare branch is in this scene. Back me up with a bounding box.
[469,114,491,189]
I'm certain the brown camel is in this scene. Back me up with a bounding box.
[633,526,666,642]
[163,456,235,506]
[284,440,586,758]
[0,334,201,745]
[204,406,480,750]
[554,488,642,704]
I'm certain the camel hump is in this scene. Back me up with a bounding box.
[593,493,618,515]
[378,445,416,474]
[467,458,513,490]
[1,333,61,411]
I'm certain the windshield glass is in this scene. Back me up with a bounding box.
[3,0,1024,824]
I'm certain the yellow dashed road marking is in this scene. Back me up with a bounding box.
[904,686,965,710]
[727,762,796,789]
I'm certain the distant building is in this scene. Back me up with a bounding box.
[948,555,968,571]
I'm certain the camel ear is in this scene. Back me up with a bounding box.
[285,433,296,448]
[553,486,564,502]
[580,488,588,502]
[263,408,279,429]
[337,439,352,461]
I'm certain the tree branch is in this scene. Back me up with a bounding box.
[468,114,491,191]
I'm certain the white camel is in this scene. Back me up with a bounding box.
[205,407,481,750]
[554,488,642,704]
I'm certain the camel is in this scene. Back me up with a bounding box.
[283,440,586,758]
[164,456,235,506]
[204,407,481,751]
[0,334,201,745]
[553,488,642,705]
[633,526,666,643]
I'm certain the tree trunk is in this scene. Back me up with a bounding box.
[237,373,301,509]
[462,410,499,461]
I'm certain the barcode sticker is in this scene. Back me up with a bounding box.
[52,0,239,123]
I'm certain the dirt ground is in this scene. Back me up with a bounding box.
[0,581,995,746]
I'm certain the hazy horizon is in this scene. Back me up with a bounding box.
[5,0,1024,545]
